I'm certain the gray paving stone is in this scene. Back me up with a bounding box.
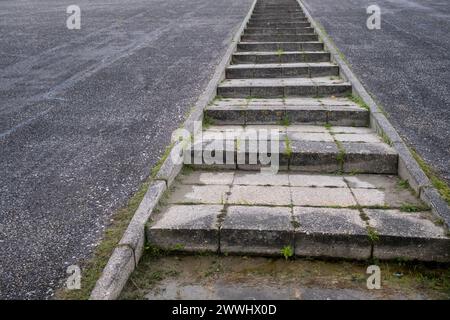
[365,209,450,262]
[168,184,230,204]
[294,207,371,259]
[289,174,347,187]
[179,171,235,185]
[221,206,294,255]
[147,205,222,252]
[287,131,334,142]
[291,187,356,207]
[287,124,328,133]
[344,174,398,189]
[330,127,374,134]
[345,176,424,208]
[233,171,289,186]
[334,133,382,143]
[227,185,291,206]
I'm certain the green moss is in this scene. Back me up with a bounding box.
[347,93,369,110]
[410,149,450,206]
[151,144,174,178]
[278,115,291,127]
[284,135,292,157]
[400,203,429,213]
[367,226,380,243]
[202,114,215,129]
[397,179,410,189]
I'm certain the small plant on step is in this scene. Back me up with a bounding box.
[281,245,294,260]
[284,135,293,157]
[202,114,215,129]
[276,48,284,57]
[400,203,428,213]
[278,115,291,127]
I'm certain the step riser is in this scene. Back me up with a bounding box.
[247,21,309,27]
[232,53,330,64]
[185,147,397,174]
[250,18,308,24]
[245,28,315,35]
[147,226,449,262]
[226,66,339,79]
[217,85,352,98]
[247,21,311,29]
[205,108,369,127]
[237,42,324,52]
[253,8,303,11]
[251,14,306,20]
[241,35,318,42]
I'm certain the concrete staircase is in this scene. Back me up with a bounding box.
[146,0,450,262]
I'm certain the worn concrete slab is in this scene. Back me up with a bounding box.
[289,174,347,187]
[228,185,291,206]
[291,187,356,207]
[233,171,289,186]
[294,207,371,259]
[289,141,340,172]
[342,142,398,174]
[168,184,230,205]
[147,205,222,252]
[179,171,235,185]
[351,187,422,208]
[221,205,294,255]
[365,209,450,262]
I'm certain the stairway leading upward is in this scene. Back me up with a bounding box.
[147,0,449,262]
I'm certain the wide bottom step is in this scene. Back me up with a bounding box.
[147,170,449,262]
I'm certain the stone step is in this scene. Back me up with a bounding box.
[249,17,309,23]
[237,42,324,52]
[241,34,318,42]
[232,51,330,64]
[252,10,304,15]
[251,13,306,19]
[205,97,369,126]
[217,78,351,98]
[226,62,339,79]
[244,27,314,35]
[147,170,449,261]
[185,125,397,173]
[247,21,310,28]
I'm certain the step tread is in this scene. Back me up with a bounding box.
[227,62,336,69]
[239,41,322,44]
[234,50,327,55]
[218,77,349,87]
[210,97,361,107]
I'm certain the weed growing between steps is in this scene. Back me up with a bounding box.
[347,93,369,110]
[119,253,450,300]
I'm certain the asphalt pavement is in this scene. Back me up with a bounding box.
[302,0,450,184]
[0,0,253,299]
